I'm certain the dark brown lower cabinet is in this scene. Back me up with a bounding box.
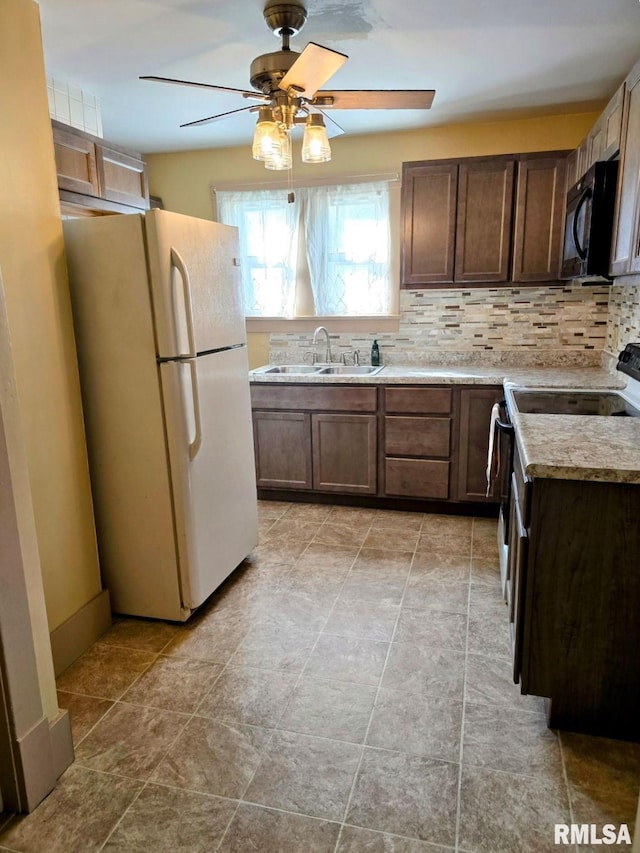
[253,411,312,489]
[382,385,453,500]
[250,384,378,496]
[511,453,640,740]
[456,386,503,501]
[312,414,377,494]
[250,382,500,509]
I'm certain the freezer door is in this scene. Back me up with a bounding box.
[159,345,258,609]
[145,209,246,358]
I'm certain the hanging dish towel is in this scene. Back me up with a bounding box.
[486,403,501,497]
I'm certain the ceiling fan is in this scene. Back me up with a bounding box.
[141,0,435,168]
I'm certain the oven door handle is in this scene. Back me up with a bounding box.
[495,399,515,434]
[496,419,514,434]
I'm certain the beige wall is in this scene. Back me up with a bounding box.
[0,0,102,632]
[146,111,601,368]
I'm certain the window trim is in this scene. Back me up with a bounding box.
[212,174,401,327]
[246,315,400,334]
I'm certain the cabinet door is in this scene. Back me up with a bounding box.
[97,145,149,209]
[575,137,590,181]
[312,413,377,494]
[456,387,502,502]
[601,83,625,161]
[586,116,604,168]
[52,123,99,196]
[253,411,312,489]
[565,149,579,193]
[454,158,515,282]
[611,61,640,275]
[511,155,567,282]
[401,162,457,285]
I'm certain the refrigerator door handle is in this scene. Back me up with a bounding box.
[186,360,203,459]
[170,247,197,358]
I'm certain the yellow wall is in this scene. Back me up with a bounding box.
[146,110,601,367]
[146,111,599,217]
[0,0,102,632]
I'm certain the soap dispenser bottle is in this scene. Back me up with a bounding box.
[371,339,381,366]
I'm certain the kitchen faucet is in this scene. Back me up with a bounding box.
[312,326,332,364]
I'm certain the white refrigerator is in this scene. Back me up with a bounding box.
[63,210,259,621]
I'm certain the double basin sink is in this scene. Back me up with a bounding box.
[260,364,384,376]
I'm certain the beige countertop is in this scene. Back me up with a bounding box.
[250,362,640,484]
[250,363,621,388]
[503,382,640,485]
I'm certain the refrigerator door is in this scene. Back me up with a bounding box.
[159,344,259,609]
[145,209,246,358]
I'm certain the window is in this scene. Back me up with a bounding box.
[216,180,391,318]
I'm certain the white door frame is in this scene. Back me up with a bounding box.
[0,273,73,813]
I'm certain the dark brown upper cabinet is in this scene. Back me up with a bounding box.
[512,154,567,283]
[454,158,515,283]
[401,161,458,285]
[401,152,568,288]
[402,156,514,287]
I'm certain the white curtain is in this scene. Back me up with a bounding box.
[305,181,390,315]
[216,180,390,317]
[216,188,299,317]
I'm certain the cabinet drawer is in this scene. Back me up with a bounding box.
[385,458,450,499]
[385,416,450,457]
[385,387,451,414]
[250,384,377,412]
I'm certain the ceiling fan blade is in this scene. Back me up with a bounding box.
[280,42,348,100]
[180,105,258,128]
[140,75,267,101]
[316,109,344,138]
[312,90,436,110]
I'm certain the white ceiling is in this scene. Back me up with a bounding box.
[37,0,640,154]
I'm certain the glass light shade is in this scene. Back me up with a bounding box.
[301,114,331,163]
[252,107,280,161]
[264,129,292,170]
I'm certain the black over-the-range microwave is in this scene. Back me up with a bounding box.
[560,159,619,282]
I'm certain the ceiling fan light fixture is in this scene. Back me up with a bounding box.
[301,113,331,163]
[252,105,280,161]
[264,128,292,170]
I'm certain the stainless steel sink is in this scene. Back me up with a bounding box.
[263,365,320,374]
[316,365,384,375]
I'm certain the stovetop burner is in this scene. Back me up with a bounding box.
[511,389,640,417]
[507,343,640,419]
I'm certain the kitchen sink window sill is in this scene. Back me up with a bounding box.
[245,315,400,334]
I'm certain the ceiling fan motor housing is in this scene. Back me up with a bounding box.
[250,49,300,94]
[263,2,307,37]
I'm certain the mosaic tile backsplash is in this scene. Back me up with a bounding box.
[269,284,611,367]
[606,279,640,359]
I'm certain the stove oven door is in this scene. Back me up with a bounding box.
[494,400,515,593]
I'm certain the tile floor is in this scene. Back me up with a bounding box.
[1,501,639,852]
